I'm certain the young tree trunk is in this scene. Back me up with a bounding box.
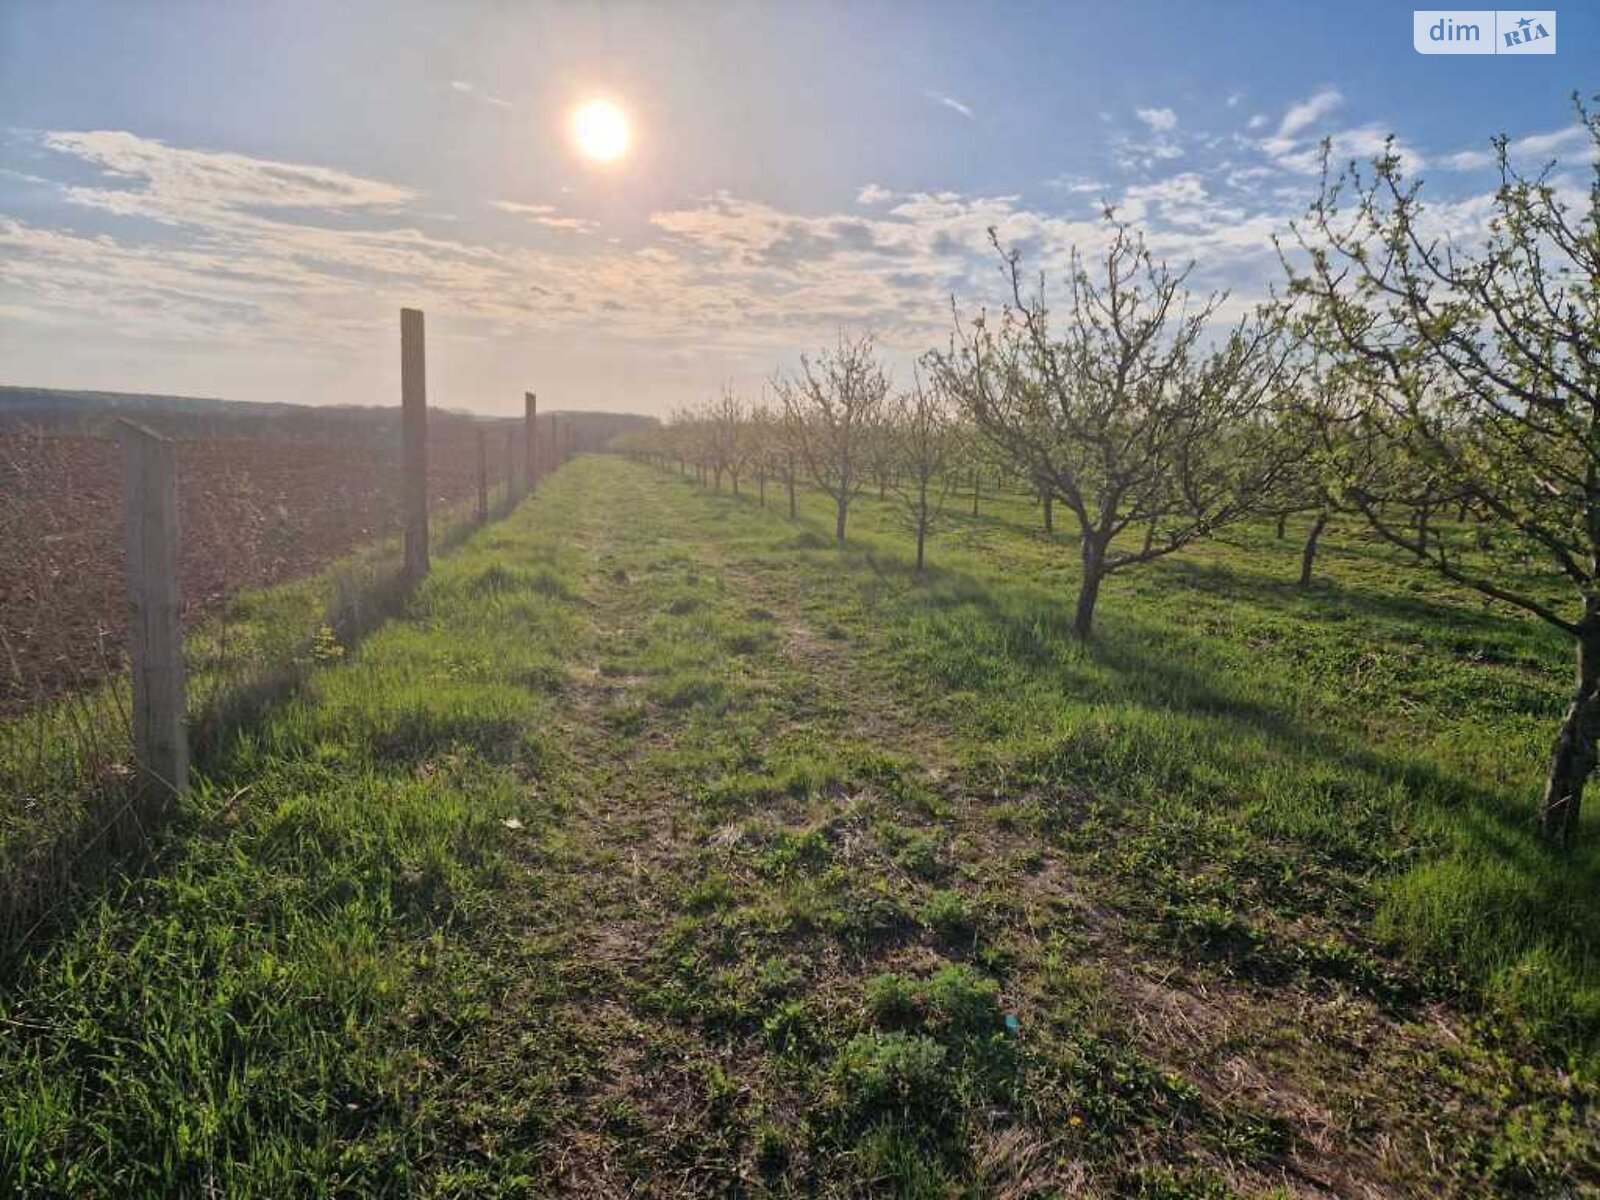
[1275,512,1287,540]
[1042,490,1053,534]
[915,479,929,574]
[1074,541,1105,639]
[972,470,980,516]
[1142,522,1156,555]
[1298,511,1329,590]
[787,472,797,519]
[1414,501,1432,560]
[879,477,887,501]
[731,471,740,497]
[835,496,849,546]
[758,472,766,507]
[1542,619,1600,844]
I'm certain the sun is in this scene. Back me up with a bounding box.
[570,98,631,164]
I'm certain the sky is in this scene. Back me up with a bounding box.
[0,1,1594,417]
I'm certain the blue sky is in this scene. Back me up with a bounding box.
[1,1,1594,415]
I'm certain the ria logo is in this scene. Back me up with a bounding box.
[1413,10,1556,54]
[1501,13,1552,47]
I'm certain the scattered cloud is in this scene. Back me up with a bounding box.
[1226,92,1245,109]
[1513,123,1596,160]
[39,130,417,224]
[1277,87,1342,138]
[1045,174,1110,196]
[1439,148,1495,171]
[3,107,1583,411]
[1135,107,1178,133]
[492,200,597,233]
[1437,124,1599,173]
[926,91,975,120]
[446,79,513,109]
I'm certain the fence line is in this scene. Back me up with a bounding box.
[106,306,555,799]
[0,314,654,950]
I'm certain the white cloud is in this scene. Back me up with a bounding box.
[1439,148,1495,171]
[927,91,975,120]
[492,200,596,232]
[447,79,513,109]
[1045,174,1110,196]
[1277,88,1342,137]
[3,119,1553,412]
[1513,124,1594,159]
[1266,123,1425,176]
[1136,107,1179,132]
[1436,124,1597,173]
[42,130,416,215]
[1226,92,1245,109]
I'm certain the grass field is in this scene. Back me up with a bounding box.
[1,455,1595,1197]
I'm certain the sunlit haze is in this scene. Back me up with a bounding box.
[570,98,631,164]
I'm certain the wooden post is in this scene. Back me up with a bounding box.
[504,428,518,506]
[118,420,188,802]
[400,308,429,581]
[525,392,539,490]
[476,429,489,524]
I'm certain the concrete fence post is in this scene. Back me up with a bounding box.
[400,307,429,581]
[476,429,489,524]
[117,419,188,803]
[525,391,539,490]
[505,428,518,506]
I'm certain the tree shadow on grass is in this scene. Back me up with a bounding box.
[837,538,1600,1044]
[615,474,1599,1041]
[1154,551,1567,664]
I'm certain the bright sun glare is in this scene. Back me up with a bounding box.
[570,98,631,164]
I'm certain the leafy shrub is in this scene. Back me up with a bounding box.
[834,1031,949,1120]
[762,998,817,1056]
[866,972,922,1030]
[893,833,945,880]
[921,889,977,940]
[923,964,1003,1038]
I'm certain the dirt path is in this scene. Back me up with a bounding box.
[521,474,961,1193]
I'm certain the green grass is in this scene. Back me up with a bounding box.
[0,492,503,953]
[0,456,1595,1196]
